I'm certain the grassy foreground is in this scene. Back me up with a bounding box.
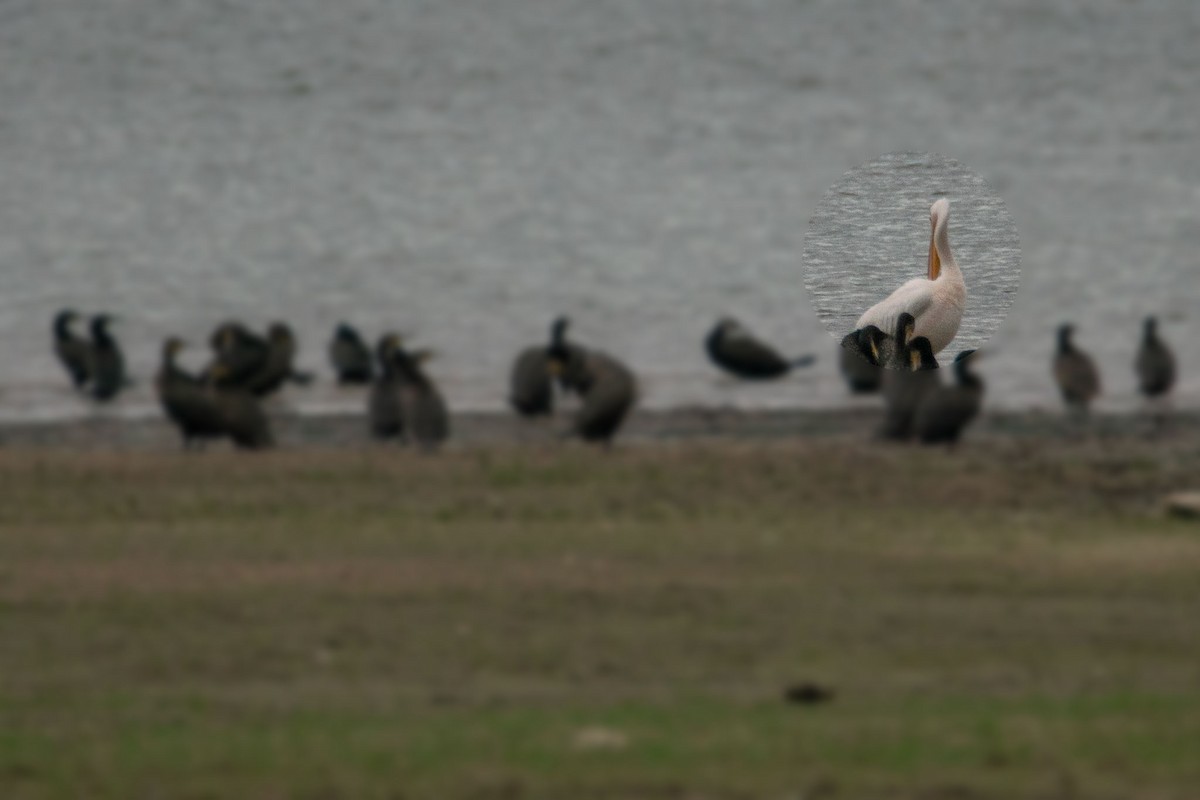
[1,439,1198,799]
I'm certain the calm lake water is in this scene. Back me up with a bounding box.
[2,0,1198,421]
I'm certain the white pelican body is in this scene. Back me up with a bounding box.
[856,198,966,356]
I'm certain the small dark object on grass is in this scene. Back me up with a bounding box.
[783,682,835,705]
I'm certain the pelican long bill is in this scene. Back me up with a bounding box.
[927,217,941,280]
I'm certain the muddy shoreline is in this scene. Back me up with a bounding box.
[1,406,1197,453]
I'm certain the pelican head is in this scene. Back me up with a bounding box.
[1143,316,1158,337]
[928,198,950,280]
[1057,323,1075,351]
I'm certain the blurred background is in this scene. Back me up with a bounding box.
[1,0,1197,419]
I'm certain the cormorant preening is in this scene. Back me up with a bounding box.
[368,333,404,441]
[207,322,270,389]
[906,337,939,372]
[509,347,553,416]
[204,362,273,450]
[87,314,126,402]
[1052,324,1100,416]
[1135,316,1175,400]
[705,317,815,380]
[155,337,224,450]
[879,313,940,441]
[329,323,374,384]
[547,321,636,446]
[52,309,91,389]
[509,317,570,417]
[914,349,983,445]
[392,345,450,451]
[205,321,308,397]
[245,321,308,396]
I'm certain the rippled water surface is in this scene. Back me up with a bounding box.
[2,1,1198,420]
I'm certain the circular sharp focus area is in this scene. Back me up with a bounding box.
[803,152,1020,365]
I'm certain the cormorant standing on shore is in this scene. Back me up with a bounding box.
[87,314,126,402]
[393,345,449,451]
[880,314,940,440]
[509,317,570,416]
[52,309,91,389]
[546,321,637,446]
[155,337,224,449]
[329,323,374,385]
[1052,324,1100,416]
[1135,316,1175,400]
[368,333,404,441]
[914,349,983,445]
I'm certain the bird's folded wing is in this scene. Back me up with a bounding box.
[856,279,936,335]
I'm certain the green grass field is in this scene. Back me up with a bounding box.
[1,439,1198,799]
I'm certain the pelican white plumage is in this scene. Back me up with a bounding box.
[856,198,966,356]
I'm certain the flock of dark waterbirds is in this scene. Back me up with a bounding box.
[1052,318,1178,419]
[840,313,983,443]
[49,307,1178,451]
[50,309,639,451]
[840,312,1178,440]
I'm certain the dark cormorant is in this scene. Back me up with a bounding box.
[155,337,225,450]
[52,309,91,389]
[879,314,940,440]
[509,317,570,417]
[87,314,126,402]
[204,362,273,450]
[368,333,404,441]
[547,324,636,446]
[245,322,306,396]
[839,328,884,393]
[1052,324,1100,416]
[705,317,815,380]
[1135,316,1175,399]
[207,322,270,389]
[392,345,450,451]
[329,323,374,385]
[914,349,983,444]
